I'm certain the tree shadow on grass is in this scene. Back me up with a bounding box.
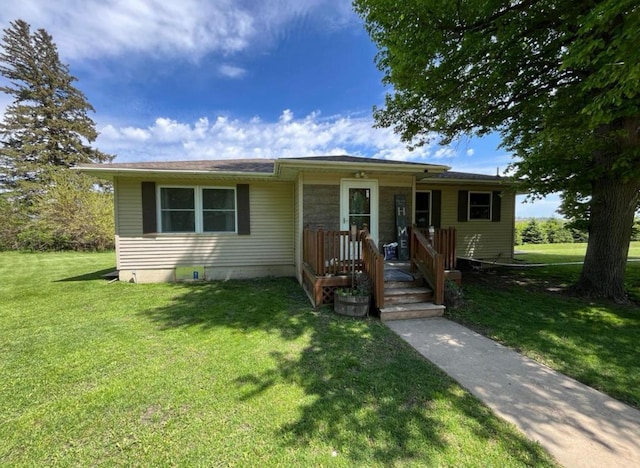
[140,277,555,465]
[56,267,117,282]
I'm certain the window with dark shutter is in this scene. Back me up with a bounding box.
[492,191,502,222]
[469,192,492,220]
[150,184,248,234]
[141,182,157,234]
[431,190,442,228]
[236,184,250,235]
[458,190,468,222]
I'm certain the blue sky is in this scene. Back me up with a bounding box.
[0,0,560,218]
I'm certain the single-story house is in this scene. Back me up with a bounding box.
[78,155,516,316]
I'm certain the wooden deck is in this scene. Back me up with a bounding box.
[302,227,459,313]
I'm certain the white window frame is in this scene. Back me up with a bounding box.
[415,190,432,227]
[468,191,492,221]
[158,185,237,233]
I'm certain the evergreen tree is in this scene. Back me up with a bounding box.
[0,19,113,207]
[521,220,547,245]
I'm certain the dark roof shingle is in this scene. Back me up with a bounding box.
[80,159,276,173]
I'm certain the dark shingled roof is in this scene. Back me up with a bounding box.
[429,171,506,181]
[284,154,446,167]
[79,155,453,174]
[80,159,276,173]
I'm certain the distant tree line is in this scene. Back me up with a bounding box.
[0,20,114,252]
[516,218,640,245]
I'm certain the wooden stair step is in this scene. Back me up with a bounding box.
[384,278,424,289]
[379,302,445,322]
[384,287,433,304]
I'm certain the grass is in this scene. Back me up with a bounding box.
[0,251,557,466]
[448,242,640,408]
[512,241,640,300]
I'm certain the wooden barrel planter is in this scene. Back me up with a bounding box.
[334,294,370,317]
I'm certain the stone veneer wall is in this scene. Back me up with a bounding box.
[303,184,340,230]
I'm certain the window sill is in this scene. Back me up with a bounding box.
[142,232,238,238]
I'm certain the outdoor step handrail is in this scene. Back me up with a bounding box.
[360,229,384,309]
[410,229,445,305]
[413,226,457,270]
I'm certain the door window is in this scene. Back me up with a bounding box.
[349,188,371,230]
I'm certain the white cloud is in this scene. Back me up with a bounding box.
[0,0,358,61]
[218,64,247,78]
[96,109,453,162]
[433,147,456,159]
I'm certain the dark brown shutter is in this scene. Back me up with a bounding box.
[492,191,502,222]
[431,190,442,228]
[141,182,157,234]
[457,190,468,222]
[236,184,250,235]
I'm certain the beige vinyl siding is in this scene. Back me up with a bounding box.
[423,184,515,260]
[294,173,303,283]
[303,172,413,187]
[115,177,294,270]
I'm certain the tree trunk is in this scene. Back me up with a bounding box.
[576,176,639,302]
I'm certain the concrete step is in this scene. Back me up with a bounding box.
[384,286,433,304]
[379,302,445,322]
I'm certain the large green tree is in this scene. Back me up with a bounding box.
[355,0,640,301]
[0,19,113,206]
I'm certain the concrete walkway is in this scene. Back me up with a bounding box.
[386,318,640,468]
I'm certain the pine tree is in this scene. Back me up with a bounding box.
[521,220,547,245]
[0,19,113,206]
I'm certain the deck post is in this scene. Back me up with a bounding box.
[317,227,325,276]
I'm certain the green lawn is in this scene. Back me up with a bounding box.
[513,241,640,300]
[448,242,640,408]
[515,241,640,262]
[0,252,556,467]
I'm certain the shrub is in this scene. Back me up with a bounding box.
[444,281,464,310]
[3,171,114,251]
[542,218,572,244]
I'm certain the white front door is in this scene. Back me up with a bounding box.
[340,179,378,245]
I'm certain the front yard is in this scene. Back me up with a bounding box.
[0,252,556,466]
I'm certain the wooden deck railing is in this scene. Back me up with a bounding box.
[303,226,453,308]
[410,229,444,305]
[413,226,457,270]
[360,230,385,309]
[303,228,362,277]
[303,227,385,308]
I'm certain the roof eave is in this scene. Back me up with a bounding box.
[74,166,276,181]
[419,175,525,191]
[275,158,451,175]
